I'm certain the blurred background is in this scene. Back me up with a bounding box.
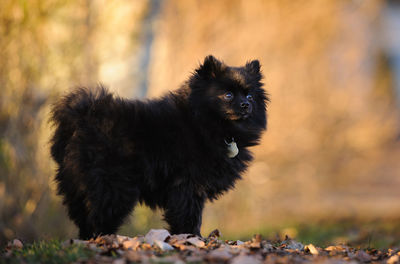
[1,0,400,248]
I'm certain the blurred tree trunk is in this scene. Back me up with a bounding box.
[136,0,162,98]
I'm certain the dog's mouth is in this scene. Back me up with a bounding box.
[226,112,251,121]
[224,108,252,121]
[240,113,250,119]
[239,108,252,120]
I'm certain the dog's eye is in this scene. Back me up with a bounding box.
[246,94,253,101]
[224,92,234,101]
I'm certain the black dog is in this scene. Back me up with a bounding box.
[50,55,268,239]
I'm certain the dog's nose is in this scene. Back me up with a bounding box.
[240,101,250,109]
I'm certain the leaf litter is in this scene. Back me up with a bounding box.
[4,229,400,263]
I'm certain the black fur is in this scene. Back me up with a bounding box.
[50,55,268,239]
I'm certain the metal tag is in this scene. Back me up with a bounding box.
[227,141,239,158]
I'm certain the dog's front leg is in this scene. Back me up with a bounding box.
[163,190,205,236]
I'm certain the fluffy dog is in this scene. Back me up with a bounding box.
[50,55,268,239]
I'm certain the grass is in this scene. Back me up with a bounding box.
[228,219,400,249]
[295,220,400,249]
[2,240,95,264]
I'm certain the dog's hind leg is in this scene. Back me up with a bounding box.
[56,164,139,239]
[84,179,140,238]
[55,169,93,239]
[67,195,92,239]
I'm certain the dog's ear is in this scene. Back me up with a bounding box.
[245,60,260,75]
[245,60,262,81]
[196,55,224,79]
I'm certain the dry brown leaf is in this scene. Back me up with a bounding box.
[154,240,174,251]
[236,240,245,246]
[187,237,205,248]
[144,229,170,246]
[387,255,400,264]
[263,243,274,251]
[167,234,191,245]
[102,235,116,246]
[283,239,304,251]
[116,235,130,244]
[253,234,262,243]
[305,244,319,255]
[325,245,346,252]
[250,241,261,249]
[171,243,187,250]
[207,229,221,238]
[9,239,23,249]
[122,237,141,250]
[141,243,153,250]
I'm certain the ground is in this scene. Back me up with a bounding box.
[3,228,400,264]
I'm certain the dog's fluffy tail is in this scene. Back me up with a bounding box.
[50,86,112,164]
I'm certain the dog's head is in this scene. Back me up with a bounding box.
[189,55,268,130]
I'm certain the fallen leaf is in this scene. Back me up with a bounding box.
[171,243,187,250]
[305,244,319,255]
[167,235,191,251]
[167,234,191,244]
[263,242,274,251]
[250,241,261,249]
[154,239,174,251]
[102,235,116,246]
[8,239,23,249]
[187,237,205,248]
[141,243,153,250]
[116,235,129,244]
[387,255,399,264]
[282,239,304,251]
[253,234,262,243]
[325,245,346,252]
[207,229,221,238]
[236,240,245,246]
[122,237,141,250]
[144,229,170,246]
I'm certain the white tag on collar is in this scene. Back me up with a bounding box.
[226,140,239,158]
